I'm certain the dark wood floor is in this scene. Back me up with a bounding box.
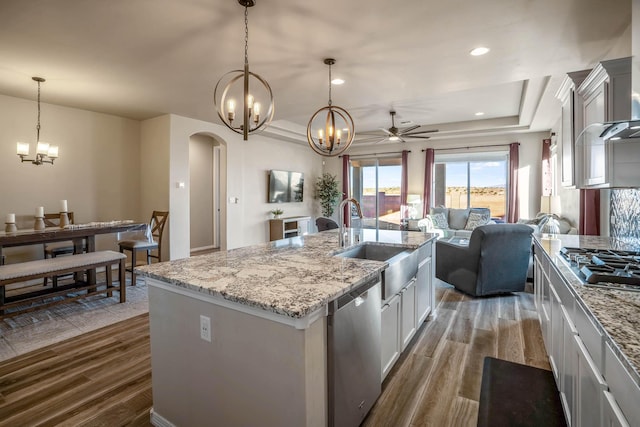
[0,281,548,426]
[363,281,549,426]
[0,313,152,426]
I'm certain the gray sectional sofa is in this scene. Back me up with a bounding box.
[417,207,494,238]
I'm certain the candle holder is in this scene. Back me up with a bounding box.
[59,211,70,228]
[5,222,17,233]
[34,216,45,231]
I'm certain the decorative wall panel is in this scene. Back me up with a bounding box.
[610,189,640,240]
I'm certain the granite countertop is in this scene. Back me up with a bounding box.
[535,234,640,387]
[136,228,436,319]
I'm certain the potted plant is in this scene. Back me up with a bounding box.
[271,208,283,219]
[314,173,342,217]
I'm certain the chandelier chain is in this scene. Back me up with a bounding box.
[328,62,332,107]
[36,80,41,141]
[244,5,249,66]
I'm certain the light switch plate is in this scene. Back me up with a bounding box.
[200,315,211,342]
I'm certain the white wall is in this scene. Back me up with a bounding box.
[140,115,171,260]
[151,114,323,259]
[323,132,549,221]
[0,93,141,262]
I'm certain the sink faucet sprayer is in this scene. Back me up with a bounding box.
[338,198,363,247]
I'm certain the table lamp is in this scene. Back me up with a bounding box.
[540,195,561,235]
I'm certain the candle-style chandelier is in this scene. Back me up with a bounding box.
[306,58,355,157]
[17,77,59,165]
[214,0,274,140]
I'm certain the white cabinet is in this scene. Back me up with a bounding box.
[415,246,433,326]
[534,240,638,427]
[603,343,640,427]
[400,278,417,351]
[556,70,591,188]
[602,390,630,427]
[572,334,607,427]
[575,57,632,188]
[269,216,310,241]
[380,240,435,380]
[581,81,607,186]
[381,294,401,380]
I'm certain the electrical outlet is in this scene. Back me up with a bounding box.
[200,315,211,342]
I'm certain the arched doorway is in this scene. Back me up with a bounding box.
[189,133,225,253]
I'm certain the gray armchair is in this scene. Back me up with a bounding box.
[316,217,339,232]
[435,224,533,297]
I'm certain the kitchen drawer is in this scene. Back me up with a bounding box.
[602,390,630,427]
[550,266,575,314]
[604,342,640,427]
[574,301,605,372]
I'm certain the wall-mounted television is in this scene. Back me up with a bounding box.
[268,170,304,203]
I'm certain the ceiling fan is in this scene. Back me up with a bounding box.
[362,111,438,143]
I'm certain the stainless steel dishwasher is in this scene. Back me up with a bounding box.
[328,277,381,427]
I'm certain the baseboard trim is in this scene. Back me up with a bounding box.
[150,408,176,427]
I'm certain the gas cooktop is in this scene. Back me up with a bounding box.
[559,247,640,292]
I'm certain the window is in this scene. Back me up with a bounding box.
[433,151,508,220]
[350,155,403,229]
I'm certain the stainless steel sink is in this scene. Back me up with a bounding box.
[336,243,417,300]
[336,243,407,261]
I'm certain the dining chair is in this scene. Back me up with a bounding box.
[43,212,86,286]
[118,210,168,285]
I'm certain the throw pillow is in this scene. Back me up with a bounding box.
[464,212,490,230]
[448,208,470,230]
[428,212,449,229]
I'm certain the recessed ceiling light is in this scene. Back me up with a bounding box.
[331,78,345,85]
[470,47,490,56]
[475,112,485,116]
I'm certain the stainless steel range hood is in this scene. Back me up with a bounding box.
[575,120,640,188]
[599,120,640,139]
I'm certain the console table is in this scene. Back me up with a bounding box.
[269,216,310,241]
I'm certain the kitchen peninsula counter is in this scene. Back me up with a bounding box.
[535,234,640,382]
[137,228,436,427]
[534,234,640,426]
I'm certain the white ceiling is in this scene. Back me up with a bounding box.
[0,0,632,145]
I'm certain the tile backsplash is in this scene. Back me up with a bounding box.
[610,189,640,240]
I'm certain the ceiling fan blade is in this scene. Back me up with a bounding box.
[399,125,420,134]
[403,128,439,136]
[379,128,394,136]
[398,136,407,143]
[404,135,432,140]
[355,135,386,143]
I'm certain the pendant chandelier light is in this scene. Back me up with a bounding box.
[16,77,59,165]
[306,58,355,157]
[214,0,274,141]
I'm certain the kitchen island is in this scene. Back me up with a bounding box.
[137,228,436,427]
[533,234,640,426]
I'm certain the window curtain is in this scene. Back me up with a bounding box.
[401,150,408,206]
[579,189,600,235]
[507,142,520,223]
[422,148,434,217]
[342,154,350,227]
[542,138,552,197]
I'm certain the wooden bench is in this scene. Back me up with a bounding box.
[0,250,127,318]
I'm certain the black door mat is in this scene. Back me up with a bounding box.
[477,357,567,427]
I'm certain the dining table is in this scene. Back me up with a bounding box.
[0,220,147,285]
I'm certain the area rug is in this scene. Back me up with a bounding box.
[477,356,566,427]
[0,276,148,362]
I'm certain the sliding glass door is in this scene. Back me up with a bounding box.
[433,152,508,220]
[350,155,403,229]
